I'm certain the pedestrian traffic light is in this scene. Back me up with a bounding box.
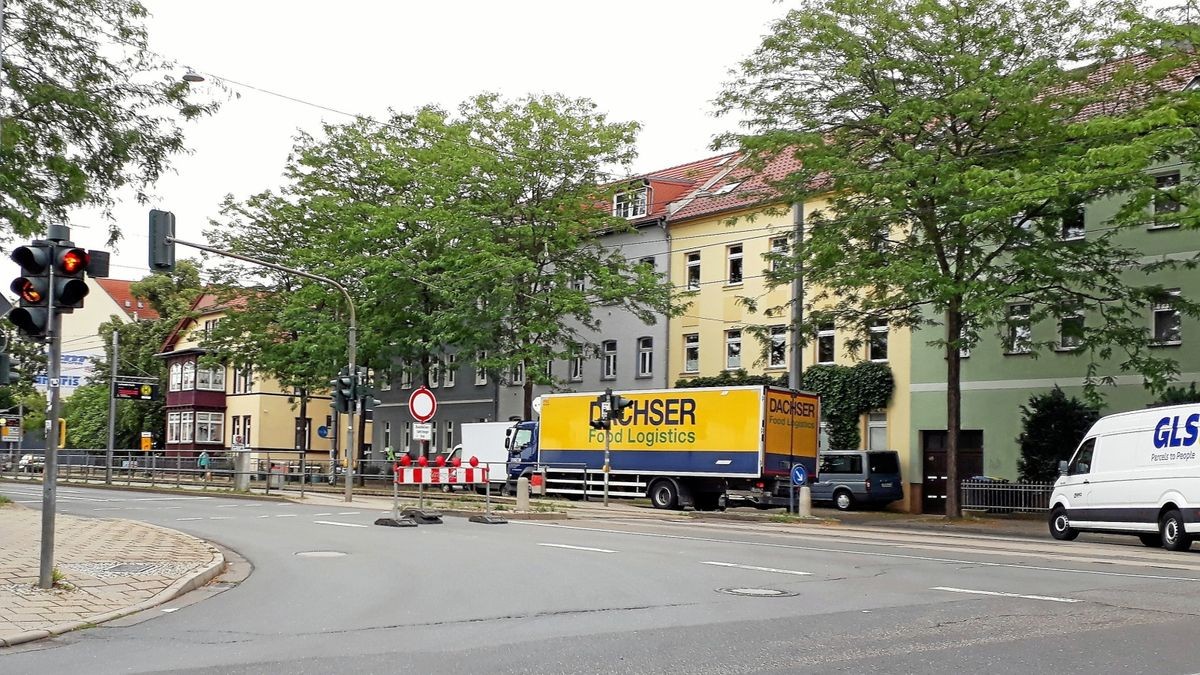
[610,394,635,422]
[51,245,90,310]
[330,367,356,414]
[149,209,176,272]
[9,242,52,340]
[0,353,18,385]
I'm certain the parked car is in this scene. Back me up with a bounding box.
[18,454,45,473]
[811,450,904,511]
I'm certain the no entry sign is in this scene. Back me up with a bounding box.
[408,386,438,422]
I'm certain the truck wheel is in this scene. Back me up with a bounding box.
[1160,509,1192,552]
[833,489,854,511]
[1049,506,1079,541]
[649,480,680,510]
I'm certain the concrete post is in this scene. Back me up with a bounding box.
[516,476,530,512]
[799,485,812,517]
[233,451,250,491]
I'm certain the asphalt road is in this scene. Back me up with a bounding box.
[2,482,1200,674]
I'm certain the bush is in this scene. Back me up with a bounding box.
[1016,387,1099,483]
[1151,382,1200,407]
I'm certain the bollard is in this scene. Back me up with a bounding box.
[799,484,812,518]
[516,476,530,512]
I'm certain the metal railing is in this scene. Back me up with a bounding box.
[960,479,1054,514]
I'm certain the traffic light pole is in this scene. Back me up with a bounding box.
[39,241,63,590]
[105,329,118,485]
[164,236,359,502]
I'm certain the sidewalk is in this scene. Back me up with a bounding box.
[0,503,224,648]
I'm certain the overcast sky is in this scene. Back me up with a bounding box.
[60,0,785,281]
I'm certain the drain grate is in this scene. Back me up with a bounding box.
[717,587,797,598]
[106,563,154,574]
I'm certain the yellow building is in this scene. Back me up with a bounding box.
[157,292,364,470]
[667,154,917,511]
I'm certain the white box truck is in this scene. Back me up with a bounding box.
[1049,402,1200,550]
[456,421,516,491]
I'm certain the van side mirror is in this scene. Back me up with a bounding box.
[1058,460,1068,475]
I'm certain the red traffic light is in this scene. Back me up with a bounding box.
[58,248,88,274]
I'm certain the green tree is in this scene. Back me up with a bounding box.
[717,0,1200,515]
[0,0,222,239]
[1017,387,1100,482]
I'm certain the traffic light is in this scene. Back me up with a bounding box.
[51,245,90,310]
[0,353,19,385]
[9,242,52,339]
[149,209,176,272]
[589,392,610,430]
[610,394,635,422]
[330,367,356,414]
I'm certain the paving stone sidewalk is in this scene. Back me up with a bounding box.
[0,504,223,647]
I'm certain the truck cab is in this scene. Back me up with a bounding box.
[506,420,539,481]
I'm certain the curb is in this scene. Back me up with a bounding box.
[0,529,226,648]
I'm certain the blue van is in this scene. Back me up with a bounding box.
[812,450,904,511]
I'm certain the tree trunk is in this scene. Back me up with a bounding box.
[945,301,963,518]
[523,378,534,420]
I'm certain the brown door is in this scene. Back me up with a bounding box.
[921,430,983,514]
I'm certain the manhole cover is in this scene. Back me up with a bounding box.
[106,563,153,574]
[294,551,347,558]
[717,587,796,598]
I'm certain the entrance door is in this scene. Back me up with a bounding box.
[921,430,984,514]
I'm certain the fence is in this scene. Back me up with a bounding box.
[960,479,1054,514]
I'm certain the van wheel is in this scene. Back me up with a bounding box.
[1160,509,1193,552]
[649,480,680,510]
[1139,534,1162,548]
[833,489,854,511]
[1048,506,1079,541]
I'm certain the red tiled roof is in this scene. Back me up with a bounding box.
[621,152,740,221]
[95,278,159,320]
[669,151,803,223]
[1066,51,1200,120]
[159,289,251,353]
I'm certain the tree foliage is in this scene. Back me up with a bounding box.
[674,370,788,389]
[1017,387,1100,482]
[717,0,1200,514]
[0,0,222,240]
[1152,381,1200,406]
[801,362,895,450]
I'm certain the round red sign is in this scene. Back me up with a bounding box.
[408,386,438,422]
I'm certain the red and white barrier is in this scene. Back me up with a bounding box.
[393,465,488,485]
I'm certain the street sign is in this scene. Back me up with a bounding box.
[140,431,152,451]
[413,422,433,441]
[317,425,329,439]
[790,464,809,487]
[408,386,437,423]
[114,382,158,401]
[1,416,20,443]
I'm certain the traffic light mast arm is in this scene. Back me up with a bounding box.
[164,234,359,503]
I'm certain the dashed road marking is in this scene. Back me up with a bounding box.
[175,517,203,521]
[537,543,617,554]
[314,520,368,528]
[931,586,1079,603]
[336,512,360,515]
[701,561,812,576]
[275,514,297,518]
[208,516,234,520]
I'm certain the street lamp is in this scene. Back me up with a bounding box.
[182,69,205,83]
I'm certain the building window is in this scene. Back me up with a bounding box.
[203,318,222,337]
[613,187,648,219]
[429,421,439,453]
[868,412,888,451]
[180,411,194,443]
[403,422,411,449]
[686,252,701,291]
[817,323,835,364]
[232,365,253,393]
[639,256,655,271]
[1059,312,1084,351]
[868,320,889,362]
[684,333,700,373]
[242,416,251,446]
[1152,290,1182,345]
[571,275,586,292]
[195,412,223,444]
[601,340,617,380]
[429,361,440,389]
[169,363,181,392]
[475,351,487,386]
[510,361,525,386]
[1006,303,1033,354]
[445,354,456,387]
[380,369,392,392]
[446,420,454,451]
[725,330,742,370]
[769,325,787,369]
[727,244,743,285]
[400,361,413,389]
[231,416,242,446]
[543,360,553,380]
[181,361,195,390]
[569,354,584,382]
[637,337,653,378]
[769,237,788,272]
[167,412,180,443]
[1061,205,1085,240]
[1153,172,1181,222]
[383,422,391,451]
[196,365,225,392]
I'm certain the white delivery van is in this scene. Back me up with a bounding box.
[456,421,516,491]
[1049,402,1200,551]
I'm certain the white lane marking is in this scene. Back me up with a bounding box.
[175,517,203,521]
[258,515,271,518]
[518,522,1200,583]
[128,496,212,501]
[92,507,123,511]
[215,504,240,508]
[275,514,297,518]
[314,513,333,516]
[208,516,234,520]
[932,586,1079,604]
[701,561,812,576]
[336,511,360,515]
[239,504,263,508]
[14,500,40,503]
[537,543,617,554]
[314,520,368,528]
[159,507,182,510]
[161,608,179,613]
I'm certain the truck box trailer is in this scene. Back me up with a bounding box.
[506,385,819,510]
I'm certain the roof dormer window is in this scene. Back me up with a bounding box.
[614,187,648,219]
[124,300,131,307]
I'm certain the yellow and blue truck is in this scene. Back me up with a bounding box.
[506,385,819,510]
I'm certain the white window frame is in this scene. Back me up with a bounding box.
[167,412,180,443]
[769,325,787,369]
[684,333,699,373]
[569,355,584,382]
[601,340,617,380]
[817,323,835,364]
[868,320,889,362]
[446,420,454,451]
[181,361,195,390]
[242,415,251,447]
[445,354,457,387]
[1006,303,1033,354]
[510,361,525,386]
[195,411,223,444]
[429,421,439,454]
[429,361,440,389]
[571,275,586,292]
[725,329,742,370]
[180,411,194,443]
[403,422,411,449]
[1058,312,1084,351]
[475,352,487,386]
[196,365,225,392]
[383,421,391,450]
[169,363,181,392]
[613,187,648,219]
[727,244,744,285]
[637,337,653,378]
[1061,205,1085,241]
[231,416,241,445]
[1152,290,1182,346]
[867,411,888,451]
[686,252,701,291]
[769,237,788,272]
[380,369,392,392]
[400,360,413,389]
[1152,171,1181,224]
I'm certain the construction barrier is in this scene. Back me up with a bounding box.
[374,455,506,527]
[393,465,489,485]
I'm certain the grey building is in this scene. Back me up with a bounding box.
[372,355,499,458]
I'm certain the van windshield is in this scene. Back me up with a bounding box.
[868,452,900,475]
